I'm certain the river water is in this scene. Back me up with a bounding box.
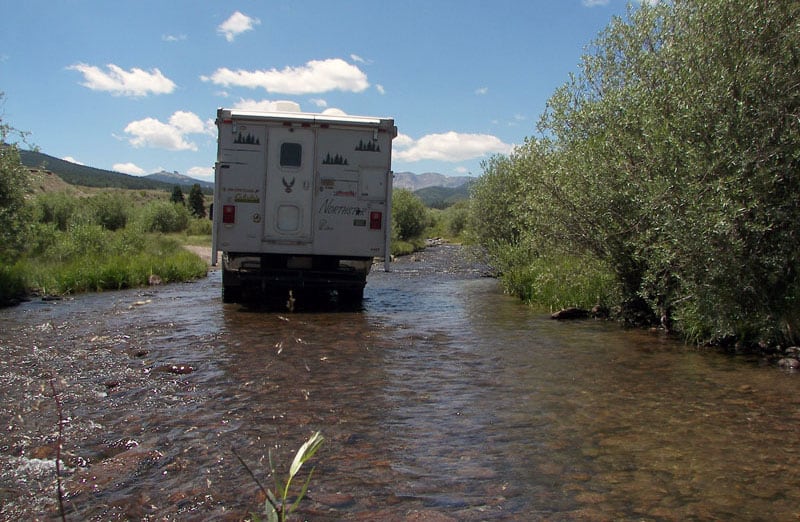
[1,245,799,521]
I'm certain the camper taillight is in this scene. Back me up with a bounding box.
[370,211,383,230]
[222,205,236,224]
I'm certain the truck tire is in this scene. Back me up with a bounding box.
[338,288,364,305]
[222,285,241,303]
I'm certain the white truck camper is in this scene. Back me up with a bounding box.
[212,108,397,304]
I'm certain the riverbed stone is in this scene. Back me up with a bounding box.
[551,307,590,320]
[404,510,458,522]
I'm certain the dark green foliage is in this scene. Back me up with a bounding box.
[188,183,205,218]
[0,107,30,263]
[392,188,429,241]
[170,185,185,204]
[0,262,26,305]
[138,200,191,233]
[88,192,129,230]
[32,191,129,231]
[469,0,800,346]
[32,192,79,231]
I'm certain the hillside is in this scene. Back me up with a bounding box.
[19,150,175,190]
[414,183,473,208]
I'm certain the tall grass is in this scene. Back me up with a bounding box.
[491,245,619,312]
[22,225,207,295]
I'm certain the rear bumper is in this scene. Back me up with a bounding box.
[222,254,371,291]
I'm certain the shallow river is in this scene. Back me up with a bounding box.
[1,245,799,521]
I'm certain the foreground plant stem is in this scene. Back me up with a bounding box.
[49,378,67,522]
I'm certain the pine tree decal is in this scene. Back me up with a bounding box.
[322,152,348,165]
[234,132,260,145]
[355,139,380,152]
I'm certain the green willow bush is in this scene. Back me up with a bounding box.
[136,200,191,233]
[469,0,800,346]
[391,188,429,241]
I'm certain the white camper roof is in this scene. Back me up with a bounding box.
[218,108,396,136]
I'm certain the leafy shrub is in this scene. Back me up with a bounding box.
[392,189,428,241]
[137,200,190,233]
[186,217,212,236]
[0,103,31,262]
[0,262,26,304]
[32,192,79,231]
[87,192,129,230]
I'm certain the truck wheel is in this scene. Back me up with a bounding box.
[338,288,364,305]
[222,285,241,303]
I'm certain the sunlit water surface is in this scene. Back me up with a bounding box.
[1,245,799,521]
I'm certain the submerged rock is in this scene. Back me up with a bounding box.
[551,307,590,320]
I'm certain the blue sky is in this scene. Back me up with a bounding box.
[2,1,651,182]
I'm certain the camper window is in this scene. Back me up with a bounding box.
[280,143,302,168]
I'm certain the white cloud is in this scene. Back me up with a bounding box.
[582,0,610,5]
[201,58,369,94]
[309,98,328,108]
[350,53,374,66]
[475,87,489,95]
[218,11,260,42]
[168,110,208,134]
[375,84,386,95]
[162,34,187,42]
[113,162,145,175]
[394,131,512,162]
[67,63,176,96]
[393,133,415,149]
[62,156,84,165]
[231,98,302,112]
[188,166,214,181]
[123,111,213,151]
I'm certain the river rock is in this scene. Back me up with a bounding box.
[551,307,590,320]
[778,358,799,369]
[313,492,356,508]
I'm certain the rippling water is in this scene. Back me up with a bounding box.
[1,245,799,521]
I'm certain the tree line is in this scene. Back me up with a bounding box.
[468,0,800,348]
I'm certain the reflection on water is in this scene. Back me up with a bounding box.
[1,245,799,520]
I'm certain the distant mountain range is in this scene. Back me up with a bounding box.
[18,149,472,205]
[145,170,214,190]
[393,171,471,191]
